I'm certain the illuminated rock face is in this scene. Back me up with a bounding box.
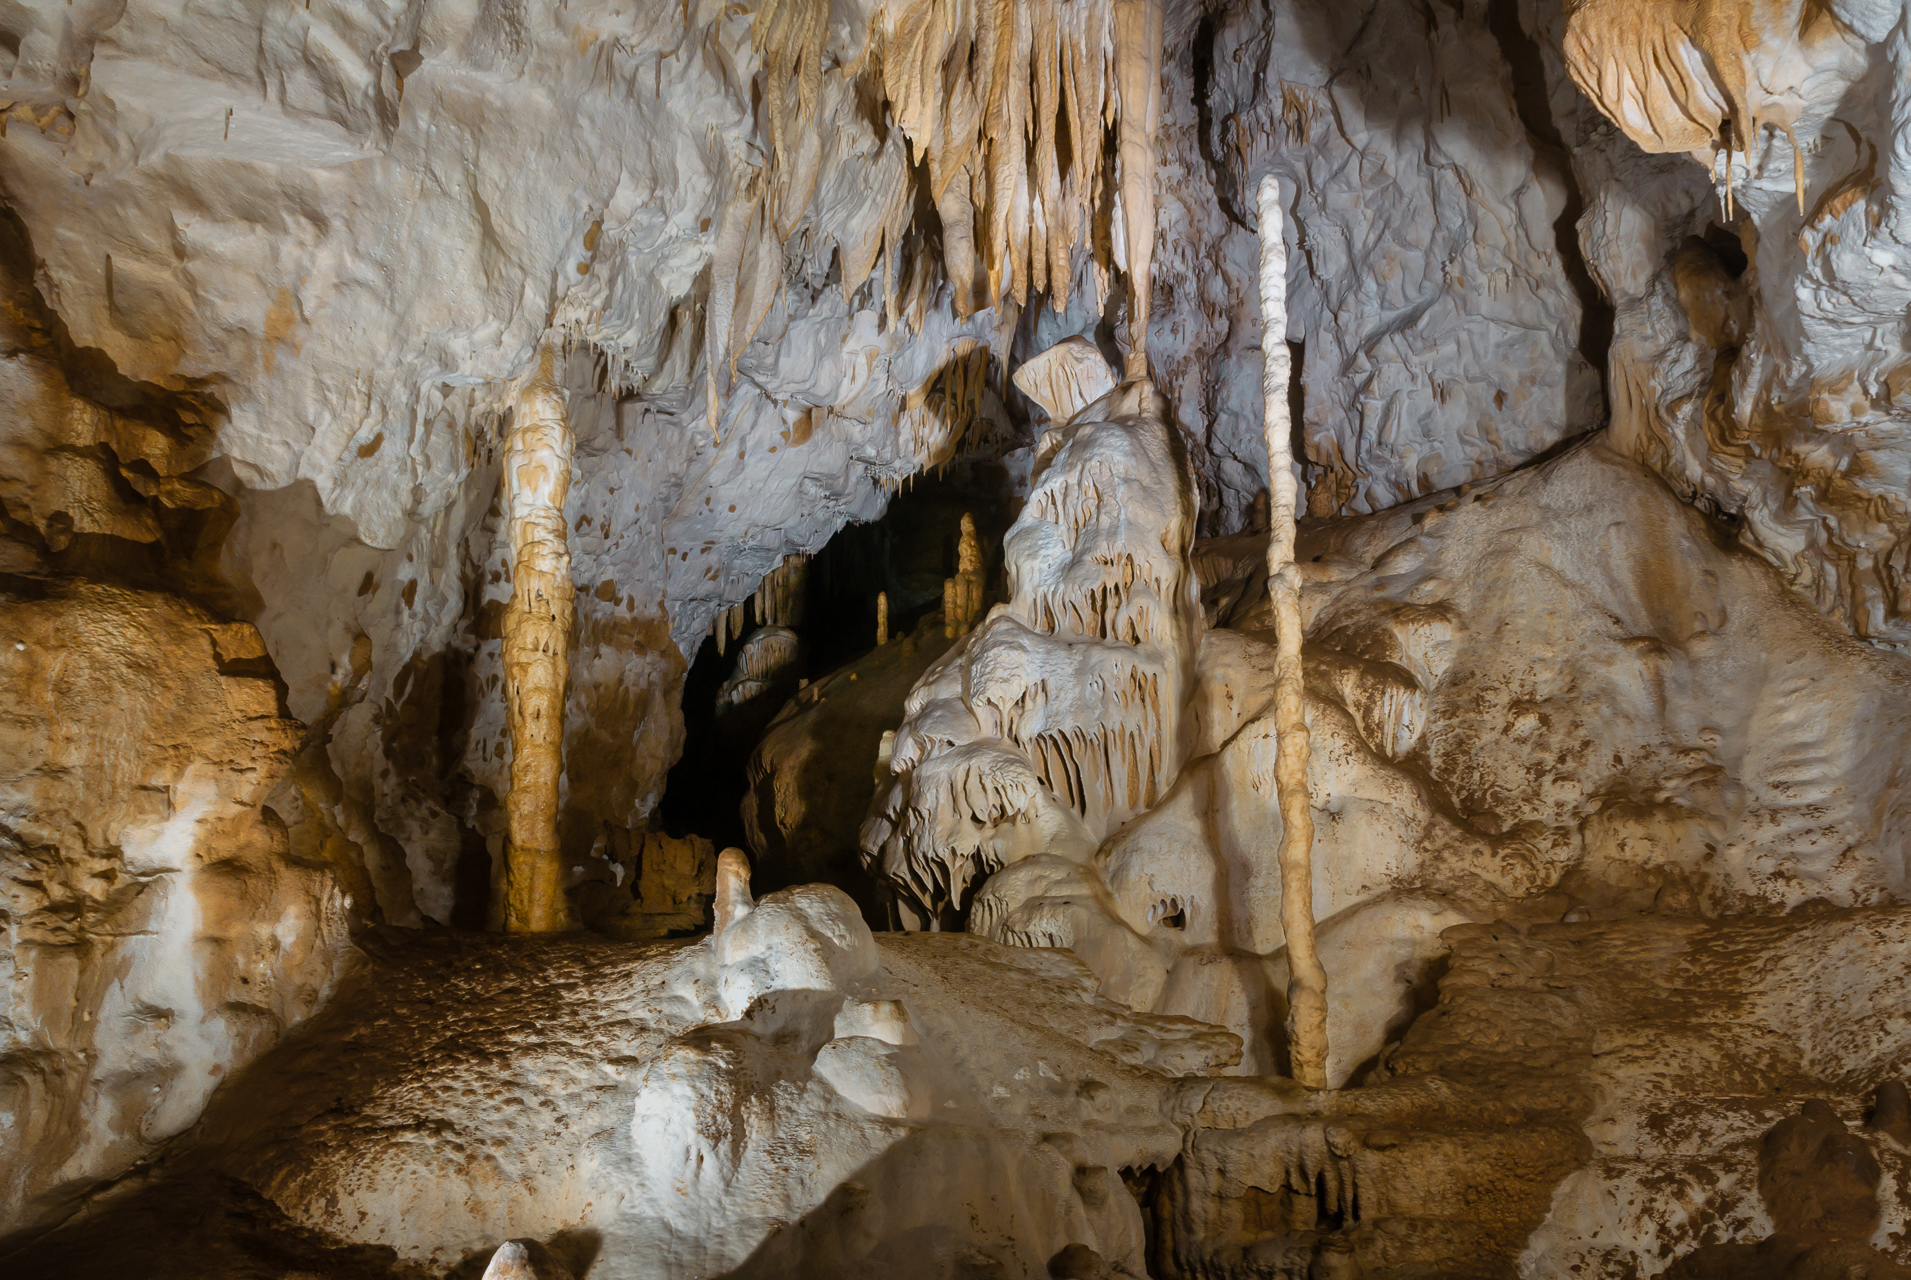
[105,862,1237,1280]
[1532,0,1911,647]
[0,582,350,1232]
[0,0,1609,931]
[18,0,1911,1273]
[863,379,1204,928]
[862,432,1911,1087]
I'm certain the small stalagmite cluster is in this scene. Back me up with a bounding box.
[941,514,987,638]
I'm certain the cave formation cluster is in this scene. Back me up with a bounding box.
[10,0,1911,1276]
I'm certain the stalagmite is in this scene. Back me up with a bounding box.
[714,846,754,931]
[1114,0,1166,379]
[865,376,1201,928]
[1257,175,1328,1089]
[943,513,986,638]
[502,345,576,934]
[878,590,889,646]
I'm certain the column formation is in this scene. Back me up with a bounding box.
[1257,175,1329,1087]
[502,345,575,934]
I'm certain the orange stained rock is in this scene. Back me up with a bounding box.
[502,345,576,934]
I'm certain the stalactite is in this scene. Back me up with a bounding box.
[1257,176,1328,1089]
[502,345,575,935]
[723,0,1137,432]
[1113,0,1164,379]
[750,554,810,629]
[717,624,802,712]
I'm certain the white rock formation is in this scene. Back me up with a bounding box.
[1011,335,1119,425]
[866,428,1911,1083]
[20,0,1911,1272]
[1525,0,1911,648]
[95,855,1237,1279]
[0,0,1621,969]
[863,377,1204,927]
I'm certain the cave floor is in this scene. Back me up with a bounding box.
[7,903,1911,1279]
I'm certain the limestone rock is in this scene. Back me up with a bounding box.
[574,828,718,941]
[864,379,1203,928]
[744,610,956,918]
[7,870,1237,1278]
[482,1239,576,1280]
[1011,337,1118,426]
[0,581,350,1232]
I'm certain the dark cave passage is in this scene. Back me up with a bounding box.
[657,467,1016,852]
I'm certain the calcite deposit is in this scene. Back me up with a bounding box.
[12,0,1911,1275]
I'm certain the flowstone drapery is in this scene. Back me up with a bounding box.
[861,370,1202,928]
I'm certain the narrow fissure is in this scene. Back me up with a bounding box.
[1483,0,1614,408]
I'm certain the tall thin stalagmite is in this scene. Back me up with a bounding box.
[1114,0,1165,379]
[1256,175,1328,1087]
[502,346,576,933]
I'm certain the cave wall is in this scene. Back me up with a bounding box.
[0,218,357,1231]
[8,0,1911,1266]
[1522,0,1911,647]
[0,582,352,1228]
[1145,0,1605,528]
[0,0,1611,928]
[1,0,1009,925]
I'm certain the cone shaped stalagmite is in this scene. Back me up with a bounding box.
[1257,175,1329,1088]
[502,346,576,934]
[944,513,987,638]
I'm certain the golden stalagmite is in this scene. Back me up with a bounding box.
[1257,175,1328,1088]
[714,846,755,931]
[502,346,576,934]
[1114,0,1165,379]
[944,512,986,638]
[877,590,889,645]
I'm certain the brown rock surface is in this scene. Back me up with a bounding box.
[0,580,350,1232]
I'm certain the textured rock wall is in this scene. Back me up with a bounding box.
[0,0,1012,924]
[0,581,351,1231]
[0,0,1613,925]
[1527,0,1911,647]
[0,214,355,1236]
[1147,0,1605,529]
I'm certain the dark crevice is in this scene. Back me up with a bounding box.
[1482,0,1613,408]
[1192,12,1252,231]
